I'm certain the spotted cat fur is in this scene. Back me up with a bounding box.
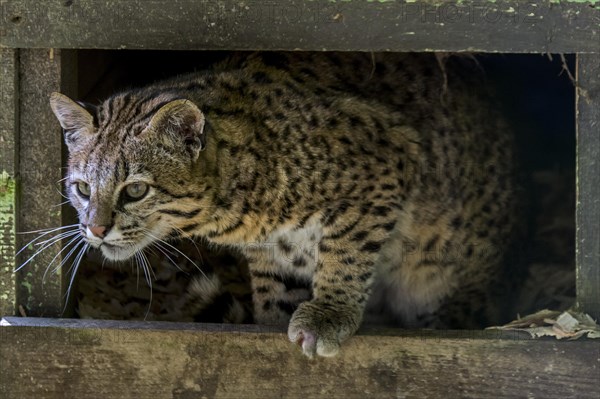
[50,52,519,357]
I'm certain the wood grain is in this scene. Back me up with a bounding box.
[576,54,600,322]
[0,49,18,317]
[0,0,598,53]
[1,317,599,399]
[15,49,70,317]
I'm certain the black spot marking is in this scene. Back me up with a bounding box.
[154,186,198,200]
[323,200,351,226]
[263,301,272,311]
[351,231,369,242]
[157,208,202,218]
[349,116,363,127]
[450,216,463,229]
[361,241,382,252]
[341,256,355,265]
[278,238,292,253]
[252,71,273,84]
[319,242,331,252]
[181,223,199,233]
[360,202,372,214]
[328,118,340,128]
[208,218,245,238]
[276,301,297,314]
[193,293,237,323]
[380,221,396,231]
[338,136,353,145]
[466,245,474,258]
[293,257,307,267]
[326,218,360,240]
[256,286,270,294]
[372,206,391,217]
[265,95,273,107]
[424,235,439,252]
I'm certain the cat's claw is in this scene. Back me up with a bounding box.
[289,328,317,358]
[288,326,340,358]
[288,301,356,358]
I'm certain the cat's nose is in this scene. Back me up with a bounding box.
[89,225,108,238]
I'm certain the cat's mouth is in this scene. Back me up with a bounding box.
[96,234,157,262]
[99,242,138,261]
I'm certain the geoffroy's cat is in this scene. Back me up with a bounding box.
[49,52,518,357]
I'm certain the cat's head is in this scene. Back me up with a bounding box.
[50,92,210,261]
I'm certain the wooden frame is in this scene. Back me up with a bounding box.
[1,317,599,399]
[575,54,600,320]
[1,1,598,398]
[0,0,598,53]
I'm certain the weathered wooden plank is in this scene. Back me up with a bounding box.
[0,317,598,399]
[576,54,600,322]
[0,49,18,317]
[0,0,598,53]
[15,49,76,317]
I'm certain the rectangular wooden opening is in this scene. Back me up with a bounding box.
[1,1,598,397]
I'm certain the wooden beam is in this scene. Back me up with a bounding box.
[0,317,598,399]
[0,49,18,317]
[15,49,76,317]
[576,53,600,322]
[0,0,598,53]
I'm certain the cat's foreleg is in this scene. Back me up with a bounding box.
[288,210,392,357]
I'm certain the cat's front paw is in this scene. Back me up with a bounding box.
[288,301,361,358]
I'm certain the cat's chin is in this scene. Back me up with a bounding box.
[99,243,138,262]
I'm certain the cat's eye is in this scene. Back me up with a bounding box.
[124,182,149,201]
[76,181,91,198]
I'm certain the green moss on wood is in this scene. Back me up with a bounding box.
[0,171,17,315]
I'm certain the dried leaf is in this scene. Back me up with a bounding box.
[488,309,600,340]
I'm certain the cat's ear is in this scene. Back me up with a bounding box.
[49,92,97,152]
[145,99,206,160]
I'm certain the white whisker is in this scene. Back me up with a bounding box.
[17,223,78,235]
[55,188,70,200]
[151,240,176,257]
[139,250,153,320]
[50,200,71,208]
[62,243,89,315]
[35,229,80,247]
[134,252,141,291]
[163,222,205,264]
[142,229,205,276]
[53,239,86,277]
[16,225,80,270]
[42,234,83,281]
[151,242,185,273]
[15,228,80,272]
